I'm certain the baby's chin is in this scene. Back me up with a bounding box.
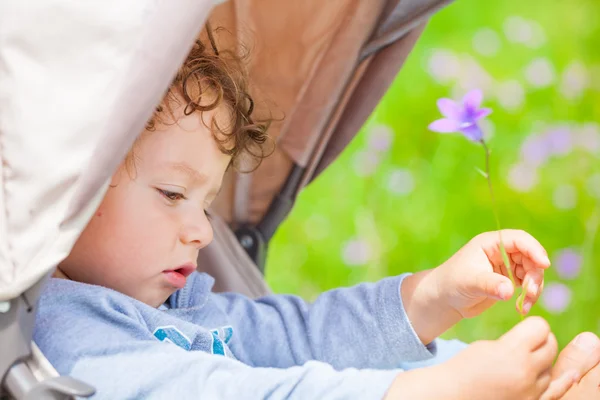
[132,286,175,308]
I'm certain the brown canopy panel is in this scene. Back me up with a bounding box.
[204,0,453,271]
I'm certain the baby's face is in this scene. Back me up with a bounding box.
[59,106,231,307]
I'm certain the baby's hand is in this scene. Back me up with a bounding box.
[385,317,564,400]
[546,331,600,399]
[432,229,550,319]
[442,317,561,400]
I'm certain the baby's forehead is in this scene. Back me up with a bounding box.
[131,115,231,183]
[157,161,210,184]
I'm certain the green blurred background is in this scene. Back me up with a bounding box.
[265,0,600,348]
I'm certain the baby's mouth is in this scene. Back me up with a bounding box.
[162,264,196,288]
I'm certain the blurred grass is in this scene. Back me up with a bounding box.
[266,0,600,349]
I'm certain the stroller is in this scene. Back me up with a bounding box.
[0,0,452,398]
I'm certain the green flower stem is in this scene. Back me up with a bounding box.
[480,140,526,318]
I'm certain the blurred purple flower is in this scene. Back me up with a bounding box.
[520,134,551,167]
[427,49,461,83]
[586,173,600,199]
[353,151,380,177]
[560,61,589,101]
[496,80,525,112]
[342,238,371,266]
[546,127,573,155]
[473,28,501,57]
[524,58,556,88]
[508,163,538,192]
[552,184,578,210]
[541,283,572,314]
[368,125,394,152]
[428,89,492,141]
[575,123,600,153]
[554,248,582,280]
[387,168,415,196]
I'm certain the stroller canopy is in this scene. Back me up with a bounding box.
[0,0,218,302]
[210,0,451,269]
[0,0,452,302]
[0,0,451,398]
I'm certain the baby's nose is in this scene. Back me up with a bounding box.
[179,214,214,249]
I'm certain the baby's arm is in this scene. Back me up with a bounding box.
[69,342,402,400]
[35,280,401,399]
[65,317,566,400]
[204,273,440,370]
[195,229,549,371]
[35,281,568,400]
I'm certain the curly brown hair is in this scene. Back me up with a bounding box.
[145,23,271,170]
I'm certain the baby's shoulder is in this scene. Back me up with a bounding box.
[34,279,155,375]
[37,278,146,325]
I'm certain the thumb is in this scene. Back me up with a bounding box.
[500,316,551,349]
[470,272,514,301]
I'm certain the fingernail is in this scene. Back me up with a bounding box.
[529,283,539,296]
[543,255,551,266]
[574,333,599,350]
[498,282,512,299]
[522,302,532,313]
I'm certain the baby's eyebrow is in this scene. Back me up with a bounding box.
[163,162,221,199]
[164,162,208,185]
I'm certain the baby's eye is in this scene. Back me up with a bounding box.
[158,189,186,201]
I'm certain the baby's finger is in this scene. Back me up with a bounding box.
[500,316,550,351]
[482,230,550,269]
[539,371,579,400]
[533,332,559,372]
[470,271,514,300]
[516,293,531,314]
[496,255,522,285]
[511,252,524,265]
[553,332,600,382]
[523,269,544,300]
[535,369,553,399]
[516,271,544,314]
[515,265,525,280]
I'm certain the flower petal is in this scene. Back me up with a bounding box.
[474,107,492,120]
[460,123,484,141]
[463,89,484,110]
[428,118,461,133]
[437,98,463,119]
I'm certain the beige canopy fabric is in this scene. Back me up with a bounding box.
[0,1,453,397]
[0,0,453,299]
[0,0,216,301]
[208,0,452,232]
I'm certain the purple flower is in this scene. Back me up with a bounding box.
[576,123,600,153]
[428,89,492,141]
[546,127,573,155]
[541,282,572,314]
[353,151,380,177]
[554,248,582,280]
[368,124,394,152]
[507,163,538,192]
[520,134,551,167]
[342,238,371,266]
